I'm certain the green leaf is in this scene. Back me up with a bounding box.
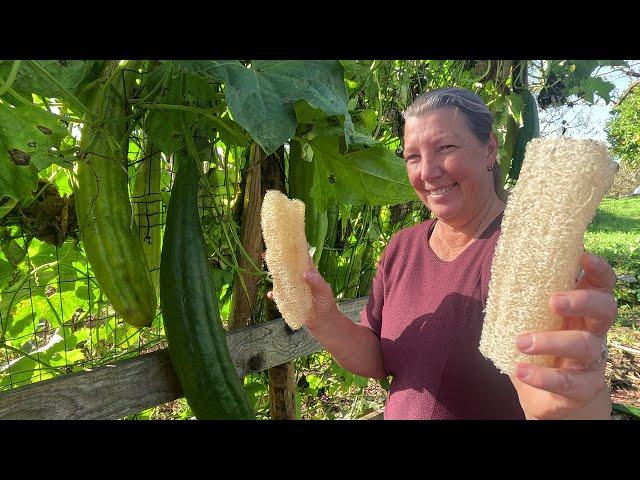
[0,238,93,336]
[612,402,640,419]
[506,93,523,123]
[0,103,71,170]
[358,109,378,134]
[0,103,72,214]
[567,60,599,80]
[0,60,94,101]
[306,373,323,391]
[0,150,38,212]
[0,356,36,388]
[0,233,26,269]
[294,100,328,125]
[143,71,186,154]
[578,77,615,104]
[175,60,355,155]
[353,374,369,388]
[0,197,17,219]
[309,134,415,211]
[211,268,233,290]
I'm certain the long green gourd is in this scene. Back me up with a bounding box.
[160,154,254,419]
[72,61,156,328]
[132,142,162,299]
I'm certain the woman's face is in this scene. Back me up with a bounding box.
[403,108,498,227]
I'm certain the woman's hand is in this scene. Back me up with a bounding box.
[510,252,617,419]
[301,256,341,330]
[265,253,339,330]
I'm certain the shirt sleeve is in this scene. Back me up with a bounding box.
[359,242,390,339]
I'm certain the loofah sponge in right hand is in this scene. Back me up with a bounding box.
[479,138,618,375]
[261,190,315,330]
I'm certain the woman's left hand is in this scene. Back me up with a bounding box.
[511,252,618,420]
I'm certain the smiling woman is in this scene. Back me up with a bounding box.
[295,87,620,420]
[401,89,505,262]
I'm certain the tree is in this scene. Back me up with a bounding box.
[606,82,640,168]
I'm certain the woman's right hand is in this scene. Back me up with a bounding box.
[266,253,386,379]
[264,253,339,330]
[301,259,340,330]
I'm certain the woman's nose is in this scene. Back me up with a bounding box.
[420,155,441,182]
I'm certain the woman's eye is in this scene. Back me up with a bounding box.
[439,145,455,151]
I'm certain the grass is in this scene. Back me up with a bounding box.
[584,196,640,273]
[584,196,640,418]
[584,196,640,328]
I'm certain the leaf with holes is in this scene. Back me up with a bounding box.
[0,103,71,214]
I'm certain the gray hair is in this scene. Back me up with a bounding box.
[402,87,493,144]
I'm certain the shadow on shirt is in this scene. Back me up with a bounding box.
[380,292,525,419]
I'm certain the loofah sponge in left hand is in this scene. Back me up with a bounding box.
[479,138,618,375]
[261,190,315,330]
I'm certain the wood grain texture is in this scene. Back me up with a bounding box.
[0,296,368,420]
[229,143,264,329]
[0,349,181,420]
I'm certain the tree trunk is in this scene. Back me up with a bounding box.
[261,145,297,420]
[229,143,264,330]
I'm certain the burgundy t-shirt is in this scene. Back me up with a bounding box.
[360,213,525,420]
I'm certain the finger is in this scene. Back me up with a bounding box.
[516,330,606,366]
[266,290,273,301]
[303,268,333,300]
[549,289,617,335]
[577,253,617,291]
[515,362,607,402]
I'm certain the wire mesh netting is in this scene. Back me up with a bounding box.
[0,143,430,414]
[0,154,168,391]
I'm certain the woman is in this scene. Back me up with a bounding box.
[301,87,616,420]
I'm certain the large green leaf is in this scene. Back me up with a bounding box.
[0,103,70,170]
[0,60,95,102]
[308,133,415,212]
[174,60,355,155]
[0,150,36,210]
[289,138,328,264]
[577,77,616,104]
[0,103,71,215]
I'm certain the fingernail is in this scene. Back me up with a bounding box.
[551,294,570,312]
[516,334,533,352]
[516,365,530,380]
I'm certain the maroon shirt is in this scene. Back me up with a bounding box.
[360,213,525,420]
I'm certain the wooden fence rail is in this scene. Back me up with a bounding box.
[0,297,369,420]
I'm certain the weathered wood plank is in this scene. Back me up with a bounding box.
[0,296,368,420]
[229,297,367,377]
[0,349,181,420]
[357,409,384,420]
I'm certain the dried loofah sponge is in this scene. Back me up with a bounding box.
[261,190,315,330]
[479,138,618,375]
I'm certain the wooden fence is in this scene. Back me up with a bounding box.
[0,297,385,420]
